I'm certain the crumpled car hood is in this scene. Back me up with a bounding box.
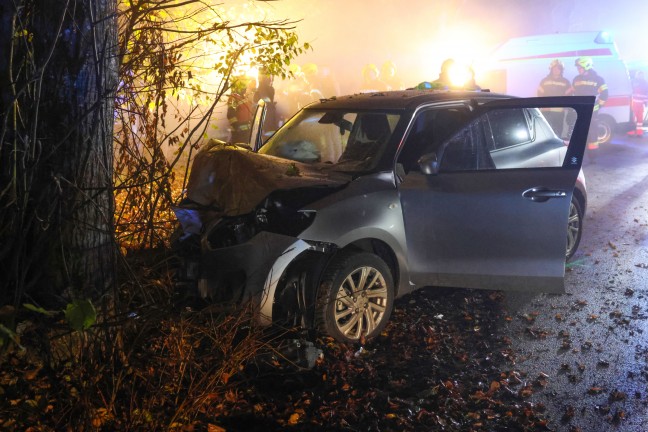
[185,140,352,216]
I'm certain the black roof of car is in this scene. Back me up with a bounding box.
[304,90,513,111]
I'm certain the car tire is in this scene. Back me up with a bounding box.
[315,251,394,343]
[596,114,614,145]
[566,196,583,261]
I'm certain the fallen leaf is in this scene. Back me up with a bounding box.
[487,380,500,395]
[287,413,301,425]
[24,369,40,381]
[519,386,533,397]
[613,410,626,423]
[562,405,575,421]
[522,313,538,323]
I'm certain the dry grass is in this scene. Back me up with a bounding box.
[0,270,277,431]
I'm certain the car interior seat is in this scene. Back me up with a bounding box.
[339,114,391,163]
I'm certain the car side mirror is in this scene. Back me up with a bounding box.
[417,152,440,175]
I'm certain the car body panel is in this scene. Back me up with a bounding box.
[198,230,297,302]
[399,169,576,292]
[299,172,412,295]
[185,141,351,217]
[258,238,317,326]
[398,96,593,293]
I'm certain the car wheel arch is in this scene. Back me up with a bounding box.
[572,187,587,216]
[343,239,401,297]
[271,238,402,330]
[566,192,585,261]
[271,250,331,329]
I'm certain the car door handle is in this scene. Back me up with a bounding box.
[522,187,567,202]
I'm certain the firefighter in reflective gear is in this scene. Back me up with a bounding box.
[628,70,648,137]
[416,58,456,90]
[537,59,573,136]
[227,77,254,144]
[572,56,608,159]
[380,61,404,91]
[361,63,386,92]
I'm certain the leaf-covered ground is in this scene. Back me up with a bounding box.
[2,281,646,430]
[210,288,553,432]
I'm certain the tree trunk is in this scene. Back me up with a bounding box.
[0,0,118,306]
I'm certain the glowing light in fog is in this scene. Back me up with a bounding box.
[417,24,493,84]
[448,63,471,87]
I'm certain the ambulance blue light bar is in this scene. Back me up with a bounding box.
[595,31,612,44]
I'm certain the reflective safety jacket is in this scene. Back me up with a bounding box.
[537,75,572,97]
[573,69,608,111]
[227,92,253,131]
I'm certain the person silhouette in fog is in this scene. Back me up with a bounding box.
[537,59,573,136]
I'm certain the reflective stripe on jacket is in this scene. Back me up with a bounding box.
[573,69,608,111]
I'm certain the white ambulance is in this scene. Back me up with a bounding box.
[481,31,633,143]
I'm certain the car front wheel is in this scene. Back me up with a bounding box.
[566,196,583,261]
[315,252,394,343]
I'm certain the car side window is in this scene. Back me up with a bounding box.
[440,119,494,171]
[398,107,468,172]
[440,106,573,172]
[483,108,532,150]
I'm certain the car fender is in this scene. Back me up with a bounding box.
[298,172,413,295]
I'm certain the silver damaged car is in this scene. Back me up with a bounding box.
[172,91,593,343]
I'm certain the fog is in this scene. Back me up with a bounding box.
[262,0,648,94]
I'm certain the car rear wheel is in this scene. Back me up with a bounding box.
[566,196,583,261]
[315,252,394,343]
[596,115,614,145]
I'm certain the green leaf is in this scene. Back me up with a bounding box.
[64,300,97,331]
[0,323,22,349]
[23,303,55,316]
[285,163,300,177]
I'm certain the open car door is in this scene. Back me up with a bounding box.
[398,96,594,293]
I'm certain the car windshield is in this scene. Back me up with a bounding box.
[259,109,401,171]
